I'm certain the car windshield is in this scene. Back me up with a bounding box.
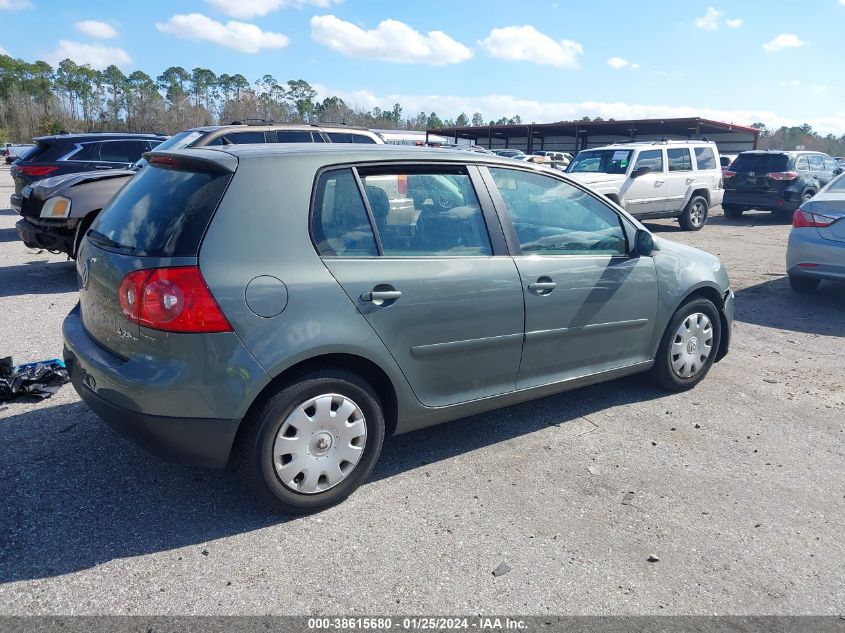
[567,149,633,174]
[133,130,201,169]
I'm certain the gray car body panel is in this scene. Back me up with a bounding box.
[65,143,733,466]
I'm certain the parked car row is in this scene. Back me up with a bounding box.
[12,122,383,258]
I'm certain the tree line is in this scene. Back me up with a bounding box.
[3,54,845,155]
[0,54,519,143]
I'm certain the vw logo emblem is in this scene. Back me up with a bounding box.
[80,258,92,289]
[748,171,755,177]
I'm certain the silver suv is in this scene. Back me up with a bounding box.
[64,144,733,513]
[567,140,724,230]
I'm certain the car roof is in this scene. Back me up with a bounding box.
[34,132,167,141]
[153,143,526,167]
[185,123,377,134]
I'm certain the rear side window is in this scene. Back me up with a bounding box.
[311,169,378,257]
[327,132,353,143]
[359,167,492,256]
[694,147,717,170]
[276,130,317,143]
[796,156,809,171]
[352,134,377,144]
[98,140,145,163]
[668,148,692,172]
[68,142,101,162]
[91,164,232,257]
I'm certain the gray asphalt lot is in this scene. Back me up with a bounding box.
[0,165,842,615]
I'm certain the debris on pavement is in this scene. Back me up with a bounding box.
[0,356,69,401]
[647,555,660,563]
[622,491,636,505]
[492,562,511,577]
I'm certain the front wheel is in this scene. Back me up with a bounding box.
[237,370,385,514]
[679,196,709,231]
[650,298,721,392]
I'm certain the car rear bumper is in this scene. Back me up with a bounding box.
[787,229,845,282]
[723,189,800,212]
[63,304,269,469]
[16,217,75,253]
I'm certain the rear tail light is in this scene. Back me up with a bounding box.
[17,165,59,177]
[792,209,835,228]
[767,171,798,181]
[118,266,232,333]
[723,170,736,178]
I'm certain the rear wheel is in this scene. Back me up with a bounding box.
[72,210,100,260]
[801,190,815,205]
[679,196,709,231]
[650,298,721,392]
[788,275,820,293]
[723,205,744,219]
[238,370,385,514]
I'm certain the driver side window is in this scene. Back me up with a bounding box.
[633,149,664,174]
[489,168,627,256]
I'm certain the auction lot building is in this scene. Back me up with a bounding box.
[429,117,760,155]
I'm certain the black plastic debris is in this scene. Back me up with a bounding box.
[0,357,70,401]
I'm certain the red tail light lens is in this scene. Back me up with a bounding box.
[723,170,737,178]
[118,266,232,333]
[793,209,835,228]
[17,165,59,177]
[767,171,798,181]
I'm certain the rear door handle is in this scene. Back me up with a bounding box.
[360,289,402,302]
[655,180,664,186]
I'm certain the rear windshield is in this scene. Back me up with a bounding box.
[827,175,845,192]
[90,164,232,257]
[730,153,789,173]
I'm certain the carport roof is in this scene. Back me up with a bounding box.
[429,117,761,143]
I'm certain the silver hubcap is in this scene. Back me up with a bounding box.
[272,393,367,494]
[671,312,713,379]
[689,202,706,226]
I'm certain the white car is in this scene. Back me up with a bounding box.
[566,141,724,231]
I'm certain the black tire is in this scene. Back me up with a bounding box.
[801,190,816,205]
[723,205,744,219]
[237,369,385,514]
[650,298,721,392]
[788,275,820,293]
[71,211,100,260]
[679,196,709,231]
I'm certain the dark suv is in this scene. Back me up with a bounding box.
[14,122,384,257]
[722,150,842,218]
[10,133,167,212]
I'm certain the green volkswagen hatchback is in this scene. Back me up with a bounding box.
[63,144,733,513]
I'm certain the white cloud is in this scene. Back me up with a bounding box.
[75,20,118,39]
[312,84,845,135]
[0,0,31,10]
[156,13,289,53]
[607,56,640,70]
[45,40,131,69]
[310,14,471,65]
[479,25,583,69]
[205,0,340,19]
[763,33,806,52]
[695,7,723,30]
[695,7,742,30]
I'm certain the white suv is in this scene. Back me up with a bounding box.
[566,140,724,231]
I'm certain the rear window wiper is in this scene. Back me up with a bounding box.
[87,229,137,252]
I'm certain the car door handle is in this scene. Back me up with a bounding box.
[360,290,402,302]
[654,180,664,186]
[528,281,557,294]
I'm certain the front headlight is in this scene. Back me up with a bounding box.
[40,196,72,219]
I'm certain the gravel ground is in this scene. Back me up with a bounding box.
[0,165,842,616]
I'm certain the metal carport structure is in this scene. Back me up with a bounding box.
[428,117,760,155]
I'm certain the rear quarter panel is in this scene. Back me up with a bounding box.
[199,153,425,423]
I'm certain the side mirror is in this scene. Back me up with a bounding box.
[834,167,843,175]
[631,166,652,178]
[633,229,654,257]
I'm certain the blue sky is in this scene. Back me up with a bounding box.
[2,0,845,132]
